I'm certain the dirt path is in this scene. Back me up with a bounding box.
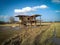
[49,24,60,45]
[39,23,60,45]
[21,24,51,45]
[0,24,51,45]
[33,25,51,45]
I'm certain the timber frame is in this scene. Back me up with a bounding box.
[15,14,41,27]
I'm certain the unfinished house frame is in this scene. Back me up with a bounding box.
[15,14,41,27]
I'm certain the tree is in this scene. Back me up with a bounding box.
[0,21,6,24]
[9,17,15,23]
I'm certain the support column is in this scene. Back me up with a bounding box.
[31,21,32,26]
[40,16,41,26]
[35,17,36,26]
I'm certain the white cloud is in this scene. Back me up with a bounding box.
[14,7,32,13]
[39,5,48,9]
[0,15,10,19]
[32,5,48,10]
[52,0,60,3]
[56,10,60,12]
[14,5,48,13]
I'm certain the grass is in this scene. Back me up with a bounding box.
[38,24,54,45]
[0,22,60,45]
[37,23,60,45]
[55,23,60,38]
[0,28,20,44]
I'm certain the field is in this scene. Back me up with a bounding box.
[0,22,60,45]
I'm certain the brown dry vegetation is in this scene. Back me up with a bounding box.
[0,23,60,45]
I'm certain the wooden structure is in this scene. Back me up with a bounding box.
[15,14,41,26]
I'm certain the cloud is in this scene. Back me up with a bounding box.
[56,10,60,12]
[39,5,48,9]
[52,0,60,3]
[14,5,48,13]
[0,15,9,19]
[14,7,32,13]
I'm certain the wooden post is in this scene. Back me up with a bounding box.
[19,18,21,28]
[31,21,32,26]
[40,16,41,26]
[30,17,32,27]
[35,17,36,26]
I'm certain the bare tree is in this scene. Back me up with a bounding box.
[9,17,15,23]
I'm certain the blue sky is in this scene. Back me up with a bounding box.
[0,0,60,22]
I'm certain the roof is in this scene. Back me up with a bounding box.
[31,14,41,17]
[15,14,41,17]
[15,15,29,17]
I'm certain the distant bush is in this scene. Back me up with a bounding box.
[0,21,6,24]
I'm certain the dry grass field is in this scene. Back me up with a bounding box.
[0,22,60,45]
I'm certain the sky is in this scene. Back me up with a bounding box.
[0,0,60,22]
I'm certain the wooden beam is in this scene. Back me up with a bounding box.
[40,16,41,26]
